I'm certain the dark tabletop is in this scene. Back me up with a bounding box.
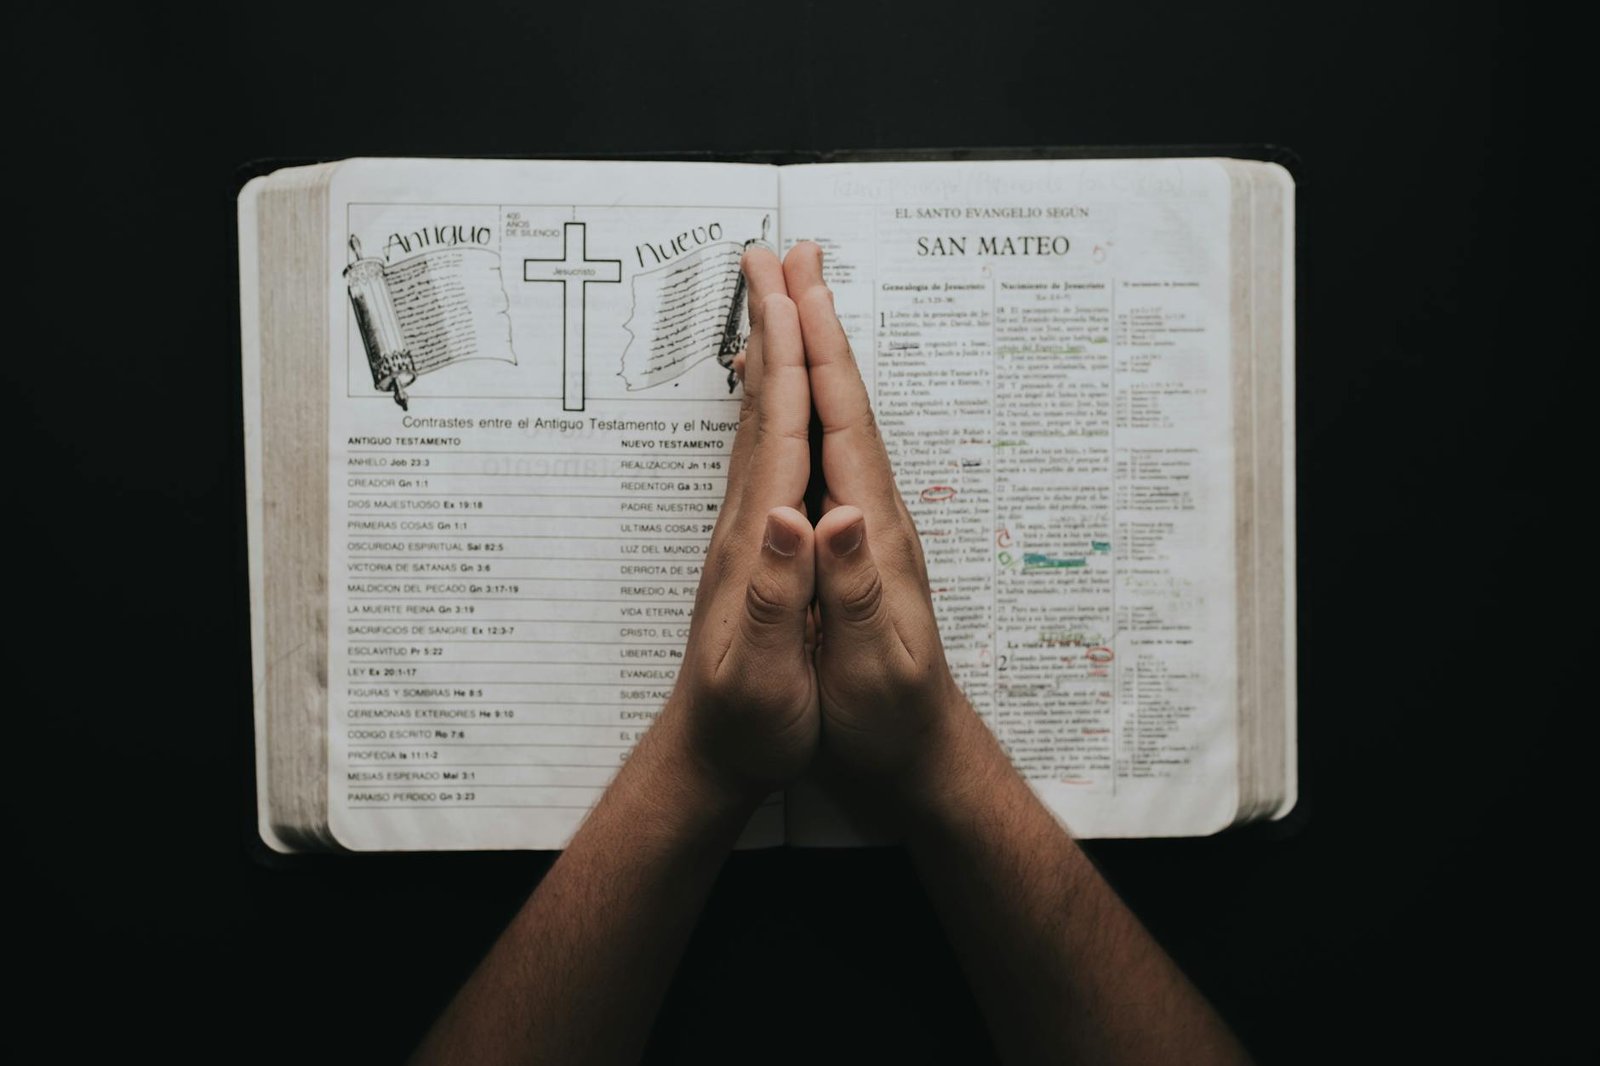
[17,2,1577,1061]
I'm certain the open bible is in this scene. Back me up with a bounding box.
[239,155,1296,851]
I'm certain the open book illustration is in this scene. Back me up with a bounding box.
[240,156,1296,852]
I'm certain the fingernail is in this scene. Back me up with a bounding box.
[829,518,864,557]
[764,513,800,557]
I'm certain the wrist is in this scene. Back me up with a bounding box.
[641,698,771,826]
[890,690,1018,839]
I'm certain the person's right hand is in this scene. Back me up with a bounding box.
[781,243,976,806]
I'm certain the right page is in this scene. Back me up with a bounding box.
[781,159,1243,840]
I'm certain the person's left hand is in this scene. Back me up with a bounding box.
[660,247,819,799]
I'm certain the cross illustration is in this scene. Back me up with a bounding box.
[523,222,622,411]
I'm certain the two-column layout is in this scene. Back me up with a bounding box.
[335,438,726,813]
[872,273,1223,795]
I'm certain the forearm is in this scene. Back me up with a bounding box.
[899,702,1252,1066]
[409,704,759,1066]
[411,251,817,1065]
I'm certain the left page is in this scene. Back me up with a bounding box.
[322,159,779,850]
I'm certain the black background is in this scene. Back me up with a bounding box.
[14,2,1581,1062]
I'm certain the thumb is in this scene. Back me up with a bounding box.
[814,506,892,642]
[731,506,816,656]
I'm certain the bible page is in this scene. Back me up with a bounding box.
[321,159,779,850]
[779,159,1241,840]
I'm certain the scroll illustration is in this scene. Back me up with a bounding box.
[620,217,770,394]
[344,235,514,408]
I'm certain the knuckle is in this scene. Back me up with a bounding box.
[744,571,794,629]
[880,528,920,575]
[799,284,833,313]
[709,535,743,580]
[754,417,809,447]
[836,566,885,625]
[888,649,931,692]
